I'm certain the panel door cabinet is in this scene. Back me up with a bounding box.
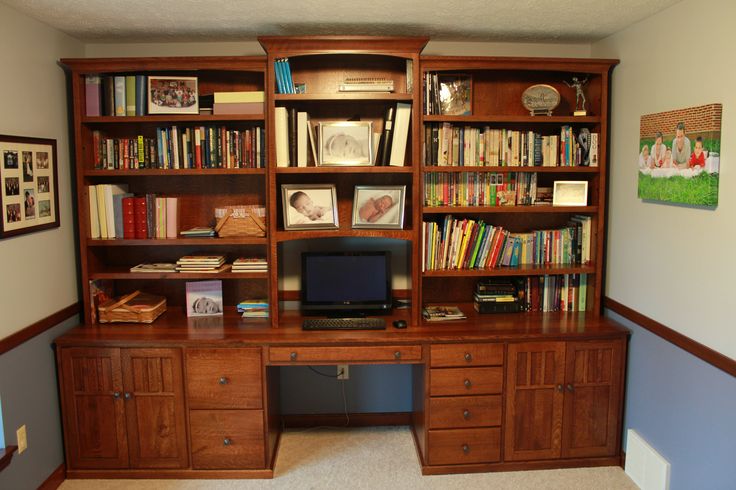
[504,340,624,461]
[59,347,188,470]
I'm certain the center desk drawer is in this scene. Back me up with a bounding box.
[269,345,422,363]
[186,348,263,409]
[430,343,504,367]
[430,367,503,396]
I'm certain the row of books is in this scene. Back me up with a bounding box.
[274,58,296,94]
[424,172,549,207]
[91,125,265,170]
[423,124,599,167]
[421,214,592,271]
[422,72,445,116]
[520,274,588,312]
[85,74,147,117]
[87,184,179,240]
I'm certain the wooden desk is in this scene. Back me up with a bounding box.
[55,310,628,478]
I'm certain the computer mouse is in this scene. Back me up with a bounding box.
[392,319,407,329]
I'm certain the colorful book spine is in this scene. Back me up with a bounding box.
[85,75,101,117]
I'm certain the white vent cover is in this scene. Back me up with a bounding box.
[625,429,671,490]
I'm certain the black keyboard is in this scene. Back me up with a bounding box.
[303,317,386,331]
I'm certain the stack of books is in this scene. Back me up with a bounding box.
[175,255,229,273]
[232,258,267,272]
[213,91,265,115]
[129,263,177,273]
[473,279,521,314]
[237,299,269,318]
[179,227,216,238]
[422,305,466,322]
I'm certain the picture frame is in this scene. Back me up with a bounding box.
[552,180,589,206]
[352,185,406,229]
[318,121,373,166]
[147,76,199,114]
[185,280,223,317]
[1,134,59,238]
[439,74,472,116]
[281,184,339,230]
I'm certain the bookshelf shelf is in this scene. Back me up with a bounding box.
[87,237,268,246]
[84,168,267,177]
[422,115,601,124]
[275,166,414,174]
[82,114,265,124]
[91,268,268,280]
[423,205,597,214]
[422,264,596,278]
[422,166,599,173]
[273,93,413,102]
[274,229,414,243]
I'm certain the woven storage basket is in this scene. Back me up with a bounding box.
[98,291,166,323]
[215,205,266,237]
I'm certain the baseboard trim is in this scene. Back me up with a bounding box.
[605,297,736,377]
[282,412,412,428]
[38,463,65,489]
[0,303,80,355]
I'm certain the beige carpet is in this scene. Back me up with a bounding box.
[59,426,638,489]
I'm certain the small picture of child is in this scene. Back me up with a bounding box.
[282,186,338,229]
[352,186,405,229]
[689,136,706,169]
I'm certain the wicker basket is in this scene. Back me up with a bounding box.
[98,291,166,323]
[214,205,266,237]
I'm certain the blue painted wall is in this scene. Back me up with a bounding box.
[607,310,736,490]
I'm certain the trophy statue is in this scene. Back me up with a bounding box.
[565,76,589,116]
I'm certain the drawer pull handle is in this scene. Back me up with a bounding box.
[124,392,132,400]
[567,384,575,393]
[113,391,121,399]
[219,376,229,385]
[464,353,472,362]
[462,444,470,454]
[462,409,471,420]
[556,384,564,393]
[290,352,297,361]
[223,438,232,446]
[394,351,401,360]
[463,379,472,389]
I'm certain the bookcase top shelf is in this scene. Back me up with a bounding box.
[419,56,618,73]
[61,56,266,73]
[258,36,429,56]
[82,114,264,124]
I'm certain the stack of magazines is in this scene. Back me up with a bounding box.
[176,255,228,273]
[238,299,269,318]
[422,305,466,322]
[232,257,267,272]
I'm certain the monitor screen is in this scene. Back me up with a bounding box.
[301,251,392,314]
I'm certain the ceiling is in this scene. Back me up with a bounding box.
[3,0,681,44]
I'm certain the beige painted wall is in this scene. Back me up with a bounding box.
[0,4,84,338]
[593,0,735,359]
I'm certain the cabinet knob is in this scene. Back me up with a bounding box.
[566,384,575,393]
[394,351,401,360]
[462,409,471,420]
[124,392,132,400]
[113,391,121,399]
[290,352,297,361]
[463,379,472,389]
[223,438,232,446]
[219,376,229,385]
[464,352,472,362]
[462,444,470,454]
[556,384,564,393]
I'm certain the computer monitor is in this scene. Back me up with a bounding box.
[301,251,392,316]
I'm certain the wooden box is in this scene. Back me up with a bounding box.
[98,291,166,323]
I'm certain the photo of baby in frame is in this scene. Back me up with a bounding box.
[185,280,223,317]
[318,121,373,166]
[281,184,339,230]
[352,185,406,229]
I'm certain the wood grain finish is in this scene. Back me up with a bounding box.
[430,343,503,367]
[427,428,501,465]
[189,410,265,469]
[269,345,422,363]
[186,348,263,409]
[429,367,503,396]
[428,395,502,429]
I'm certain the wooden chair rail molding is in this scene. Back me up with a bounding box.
[604,297,736,377]
[0,303,80,356]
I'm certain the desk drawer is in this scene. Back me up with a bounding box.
[428,395,502,429]
[186,348,262,409]
[430,343,504,367]
[269,345,422,363]
[427,428,501,465]
[189,410,265,469]
[430,367,503,396]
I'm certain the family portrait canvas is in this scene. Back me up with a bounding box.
[638,103,721,207]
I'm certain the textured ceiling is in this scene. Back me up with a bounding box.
[2,0,682,43]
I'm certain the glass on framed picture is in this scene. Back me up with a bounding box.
[439,74,472,116]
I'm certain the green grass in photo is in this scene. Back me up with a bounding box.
[638,172,719,207]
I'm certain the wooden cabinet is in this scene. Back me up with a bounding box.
[504,340,624,461]
[59,347,188,469]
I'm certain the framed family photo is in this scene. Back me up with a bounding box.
[318,121,373,166]
[1,135,59,238]
[148,76,199,114]
[352,185,406,229]
[281,184,339,230]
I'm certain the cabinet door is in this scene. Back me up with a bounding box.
[561,340,623,458]
[59,347,128,469]
[504,342,565,461]
[121,348,188,469]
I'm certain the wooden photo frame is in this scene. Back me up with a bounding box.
[318,121,373,166]
[439,74,472,116]
[281,184,339,230]
[1,135,59,238]
[147,76,199,114]
[552,180,588,206]
[352,185,406,229]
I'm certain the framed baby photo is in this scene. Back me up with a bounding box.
[352,185,406,229]
[552,180,588,206]
[281,184,339,230]
[1,134,59,239]
[318,121,373,166]
[148,76,199,114]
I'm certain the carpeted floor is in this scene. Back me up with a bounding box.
[59,426,638,489]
